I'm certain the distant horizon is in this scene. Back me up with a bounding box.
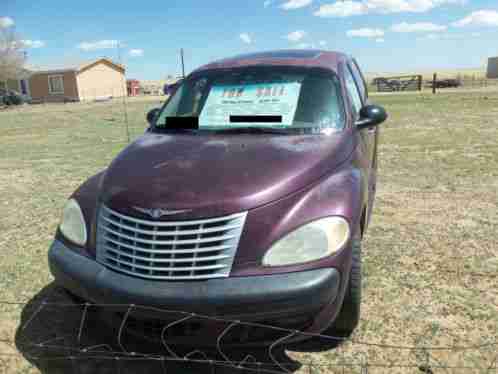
[3,0,498,80]
[23,51,491,81]
[22,46,495,81]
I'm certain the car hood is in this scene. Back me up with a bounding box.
[100,131,354,219]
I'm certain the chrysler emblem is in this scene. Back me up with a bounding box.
[133,206,192,219]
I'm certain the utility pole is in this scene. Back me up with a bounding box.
[180,48,185,78]
[117,41,130,143]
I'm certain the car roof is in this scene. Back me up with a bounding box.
[191,50,349,76]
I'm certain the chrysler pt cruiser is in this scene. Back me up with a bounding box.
[49,50,387,350]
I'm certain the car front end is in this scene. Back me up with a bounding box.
[49,160,361,347]
[48,54,372,347]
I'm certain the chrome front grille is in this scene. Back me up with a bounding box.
[96,205,247,280]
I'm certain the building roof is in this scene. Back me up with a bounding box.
[29,58,125,75]
[191,50,348,75]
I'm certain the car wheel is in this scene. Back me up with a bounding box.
[326,237,362,337]
[287,237,362,352]
[63,289,87,304]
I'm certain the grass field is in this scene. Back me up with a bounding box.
[0,91,497,373]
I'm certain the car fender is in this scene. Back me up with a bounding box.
[232,159,367,276]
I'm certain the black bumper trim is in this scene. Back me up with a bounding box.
[48,240,340,320]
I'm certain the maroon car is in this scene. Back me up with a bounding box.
[49,50,387,350]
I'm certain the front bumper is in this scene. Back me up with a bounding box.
[49,240,341,344]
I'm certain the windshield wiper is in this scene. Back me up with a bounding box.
[212,126,289,135]
[154,126,198,133]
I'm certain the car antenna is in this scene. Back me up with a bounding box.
[180,48,186,79]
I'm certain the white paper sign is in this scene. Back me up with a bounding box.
[199,82,302,128]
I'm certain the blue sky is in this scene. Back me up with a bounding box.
[2,0,498,79]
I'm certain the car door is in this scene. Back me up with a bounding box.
[350,59,376,173]
[344,60,377,223]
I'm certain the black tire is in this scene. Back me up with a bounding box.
[63,289,87,304]
[287,238,362,352]
[326,238,362,337]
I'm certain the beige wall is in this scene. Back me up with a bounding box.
[29,71,79,103]
[76,61,126,101]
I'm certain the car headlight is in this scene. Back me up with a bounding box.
[59,199,87,246]
[263,217,350,267]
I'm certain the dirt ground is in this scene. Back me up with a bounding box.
[0,90,497,373]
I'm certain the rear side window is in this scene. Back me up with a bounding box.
[344,66,363,118]
[351,61,367,100]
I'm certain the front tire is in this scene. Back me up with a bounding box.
[287,238,362,352]
[326,237,362,337]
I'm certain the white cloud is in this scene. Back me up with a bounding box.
[319,40,328,46]
[375,38,385,42]
[347,28,385,38]
[0,16,14,28]
[77,40,121,51]
[281,0,313,9]
[452,10,498,27]
[20,40,45,48]
[297,42,317,48]
[314,0,463,17]
[391,22,447,32]
[314,1,366,17]
[239,33,252,44]
[285,30,307,42]
[129,49,144,57]
[418,31,483,40]
[264,0,273,7]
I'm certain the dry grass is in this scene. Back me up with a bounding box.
[0,91,497,373]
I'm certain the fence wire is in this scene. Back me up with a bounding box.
[0,289,497,374]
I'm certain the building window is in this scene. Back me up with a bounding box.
[48,75,64,94]
[0,81,6,90]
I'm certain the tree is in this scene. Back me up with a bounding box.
[0,25,26,82]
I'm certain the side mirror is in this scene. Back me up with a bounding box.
[146,108,160,125]
[355,105,387,130]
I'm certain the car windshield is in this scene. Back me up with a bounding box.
[154,67,345,134]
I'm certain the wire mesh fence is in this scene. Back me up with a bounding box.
[0,285,497,374]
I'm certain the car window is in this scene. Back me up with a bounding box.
[344,66,363,118]
[350,60,368,100]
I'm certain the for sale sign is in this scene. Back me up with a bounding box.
[199,82,302,128]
